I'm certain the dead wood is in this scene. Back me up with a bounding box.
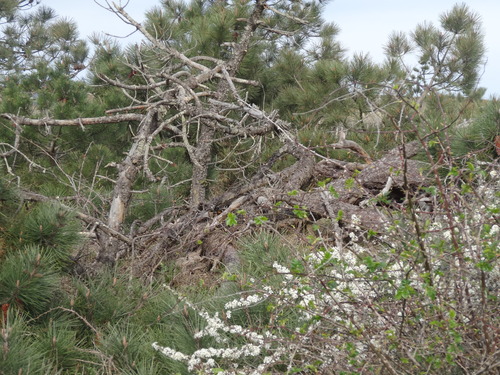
[15,133,429,278]
[1,113,144,127]
[1,2,433,276]
[131,139,429,276]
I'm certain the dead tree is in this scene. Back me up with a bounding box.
[1,1,313,265]
[1,1,432,272]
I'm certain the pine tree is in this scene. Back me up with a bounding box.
[0,1,94,188]
[384,3,485,99]
[0,3,87,76]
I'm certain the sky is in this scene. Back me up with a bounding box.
[40,0,500,97]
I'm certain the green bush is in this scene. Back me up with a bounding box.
[34,318,85,371]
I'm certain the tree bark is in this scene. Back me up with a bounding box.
[1,113,144,127]
[189,123,215,207]
[96,110,158,266]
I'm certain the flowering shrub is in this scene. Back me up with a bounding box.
[152,161,499,374]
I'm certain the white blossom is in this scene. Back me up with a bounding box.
[272,261,294,280]
[443,230,452,240]
[152,342,188,361]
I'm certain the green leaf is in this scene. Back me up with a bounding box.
[329,186,339,198]
[292,205,308,219]
[253,215,269,225]
[317,178,331,188]
[225,212,238,227]
[425,285,437,300]
[461,183,472,194]
[344,177,355,189]
[362,256,386,272]
[448,309,456,319]
[306,235,320,245]
[448,166,460,176]
[336,210,343,222]
[395,280,416,300]
[290,259,304,274]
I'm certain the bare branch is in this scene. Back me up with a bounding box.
[97,73,168,91]
[263,4,309,25]
[325,139,373,163]
[0,121,21,157]
[2,113,144,127]
[111,2,214,74]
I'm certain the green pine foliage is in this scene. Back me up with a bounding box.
[385,3,485,96]
[0,244,60,315]
[0,4,88,75]
[70,273,141,327]
[238,231,294,278]
[0,0,21,21]
[33,318,85,372]
[0,311,52,375]
[452,99,500,157]
[0,3,100,201]
[135,306,197,374]
[0,178,19,237]
[0,76,32,113]
[6,202,81,266]
[0,1,498,374]
[99,322,155,373]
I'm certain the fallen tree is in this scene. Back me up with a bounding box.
[0,1,488,277]
[130,134,432,277]
[3,0,350,269]
[10,106,432,276]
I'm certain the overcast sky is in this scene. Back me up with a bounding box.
[41,0,500,97]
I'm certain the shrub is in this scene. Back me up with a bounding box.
[152,161,499,374]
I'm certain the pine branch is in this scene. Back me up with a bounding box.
[19,190,132,245]
[1,113,144,127]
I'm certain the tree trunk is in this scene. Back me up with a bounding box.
[96,110,158,265]
[189,123,215,207]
